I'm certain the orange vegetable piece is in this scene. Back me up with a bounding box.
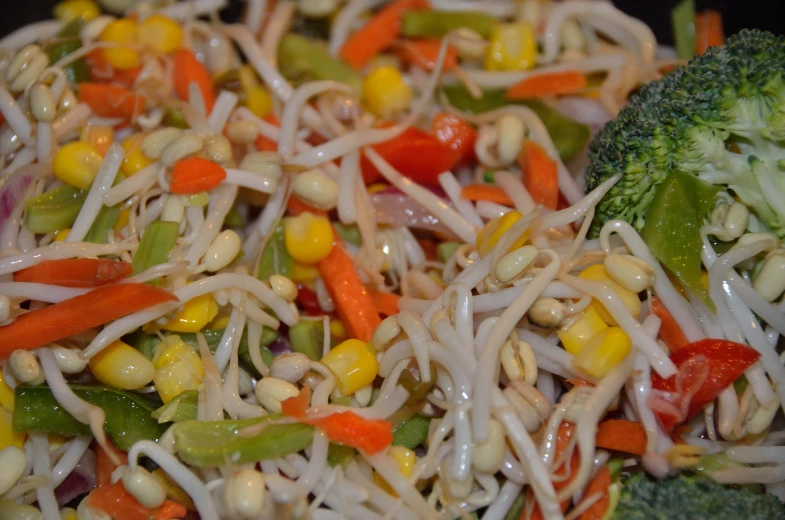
[650,297,689,352]
[88,481,187,520]
[577,465,612,520]
[430,112,477,167]
[696,10,724,55]
[172,49,216,113]
[459,184,514,206]
[595,419,647,456]
[505,71,587,99]
[519,140,559,210]
[14,258,132,287]
[96,440,127,488]
[79,83,147,119]
[169,157,227,195]
[395,39,457,71]
[368,289,401,317]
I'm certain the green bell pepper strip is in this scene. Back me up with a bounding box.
[57,17,84,38]
[436,242,460,263]
[288,319,324,361]
[333,222,362,247]
[173,415,314,467]
[391,413,431,449]
[504,493,526,520]
[441,84,591,162]
[44,38,89,85]
[131,220,179,276]
[24,185,87,234]
[401,10,496,39]
[641,171,719,308]
[13,385,166,451]
[327,443,356,467]
[257,224,293,281]
[151,390,198,423]
[84,205,119,244]
[278,34,362,93]
[671,0,697,59]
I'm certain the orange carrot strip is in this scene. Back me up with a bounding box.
[505,71,587,99]
[528,421,577,520]
[577,465,612,520]
[395,39,457,71]
[286,196,328,217]
[78,83,147,119]
[696,10,723,55]
[519,140,559,210]
[339,0,430,69]
[172,49,216,113]
[369,289,401,317]
[89,481,187,520]
[254,113,280,151]
[14,259,132,287]
[460,184,514,206]
[0,283,177,356]
[317,235,381,342]
[86,126,114,157]
[650,297,689,352]
[595,419,647,456]
[281,385,311,418]
[96,440,127,488]
[169,157,227,195]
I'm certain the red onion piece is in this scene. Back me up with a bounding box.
[0,164,40,231]
[54,448,96,506]
[555,97,613,134]
[371,191,452,235]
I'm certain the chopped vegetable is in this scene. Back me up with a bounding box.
[169,157,227,195]
[85,205,119,243]
[258,224,294,280]
[151,390,198,423]
[436,241,460,263]
[131,220,179,277]
[505,71,587,99]
[172,49,216,113]
[530,421,578,520]
[400,10,495,39]
[368,289,400,317]
[0,283,177,354]
[650,297,689,352]
[288,319,324,361]
[85,49,141,88]
[519,140,559,210]
[96,439,126,487]
[671,0,697,59]
[696,10,723,55]
[395,39,457,71]
[78,83,147,119]
[14,258,131,287]
[594,419,647,456]
[24,184,87,234]
[44,38,89,84]
[460,184,513,206]
[577,465,611,520]
[88,481,187,520]
[391,413,431,449]
[278,34,362,92]
[430,112,477,167]
[333,222,362,247]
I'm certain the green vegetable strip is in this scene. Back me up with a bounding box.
[151,390,199,423]
[401,10,496,39]
[44,39,89,84]
[288,319,324,361]
[173,415,314,467]
[257,224,293,281]
[278,34,362,93]
[84,206,119,244]
[13,385,166,451]
[131,220,179,275]
[671,0,697,59]
[333,222,362,247]
[24,185,87,234]
[392,413,431,449]
[437,242,460,263]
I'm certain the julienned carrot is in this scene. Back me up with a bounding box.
[460,184,514,206]
[96,440,127,488]
[395,39,457,71]
[0,283,177,356]
[595,419,647,456]
[696,10,723,55]
[88,481,187,520]
[505,71,587,99]
[317,234,381,342]
[528,421,578,520]
[78,83,147,119]
[169,157,227,195]
[14,258,132,287]
[339,0,430,69]
[577,465,612,520]
[519,140,559,210]
[369,289,401,317]
[172,49,216,113]
[287,195,328,217]
[650,297,689,352]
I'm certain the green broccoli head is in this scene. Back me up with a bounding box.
[586,29,785,237]
[613,473,785,520]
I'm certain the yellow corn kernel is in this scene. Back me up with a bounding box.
[291,262,320,283]
[321,339,378,395]
[557,306,608,356]
[476,210,529,257]
[573,327,632,379]
[244,85,272,119]
[374,446,415,496]
[152,469,195,511]
[114,209,130,231]
[60,507,78,520]
[53,141,103,190]
[0,408,24,449]
[209,314,231,330]
[137,14,183,54]
[362,66,413,120]
[330,319,346,339]
[121,134,153,176]
[578,264,642,325]
[284,213,334,265]
[89,340,155,390]
[0,371,15,411]
[485,22,537,71]
[54,229,71,242]
[159,294,219,333]
[48,434,68,453]
[100,19,140,70]
[153,337,204,403]
[53,0,100,21]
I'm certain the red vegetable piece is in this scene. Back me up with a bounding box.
[430,112,477,168]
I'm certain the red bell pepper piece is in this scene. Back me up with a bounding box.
[360,126,461,185]
[650,339,760,432]
[430,112,477,168]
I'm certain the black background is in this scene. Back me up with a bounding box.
[1,1,783,43]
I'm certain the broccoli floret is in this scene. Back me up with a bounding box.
[612,473,785,520]
[586,30,785,237]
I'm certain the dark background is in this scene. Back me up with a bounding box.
[2,1,783,45]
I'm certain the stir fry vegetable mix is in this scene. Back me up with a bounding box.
[0,0,783,519]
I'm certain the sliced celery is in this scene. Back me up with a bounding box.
[672,0,697,59]
[401,10,496,39]
[151,390,198,423]
[24,185,87,234]
[257,224,292,281]
[278,34,362,93]
[84,206,119,244]
[288,319,324,361]
[131,220,179,276]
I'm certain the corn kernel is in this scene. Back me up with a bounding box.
[153,336,204,403]
[54,229,71,242]
[476,211,529,257]
[573,327,632,379]
[121,134,153,176]
[152,469,195,511]
[89,340,155,390]
[374,446,415,496]
[291,262,320,283]
[114,209,130,231]
[60,507,78,520]
[100,19,140,70]
[53,141,103,190]
[578,264,642,325]
[159,294,219,333]
[485,22,537,71]
[137,14,183,54]
[284,213,334,265]
[209,314,231,330]
[48,434,68,453]
[0,408,24,449]
[557,306,608,356]
[53,0,100,21]
[362,66,413,119]
[321,339,378,395]
[330,319,346,339]
[245,85,272,119]
[0,371,14,412]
